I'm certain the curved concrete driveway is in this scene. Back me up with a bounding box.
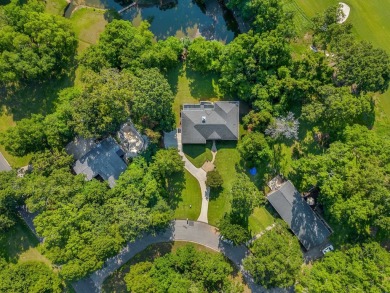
[177,131,209,223]
[72,220,292,293]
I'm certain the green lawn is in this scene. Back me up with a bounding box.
[166,64,222,126]
[248,206,275,236]
[173,170,202,220]
[291,0,390,54]
[207,141,240,226]
[45,0,68,16]
[70,7,108,53]
[182,142,213,168]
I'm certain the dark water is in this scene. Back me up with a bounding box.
[65,0,239,43]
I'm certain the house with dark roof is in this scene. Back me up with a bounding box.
[72,137,127,188]
[180,101,239,144]
[267,179,331,251]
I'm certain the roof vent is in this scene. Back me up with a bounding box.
[202,116,206,123]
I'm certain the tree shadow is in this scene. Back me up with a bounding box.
[167,170,186,209]
[0,216,39,263]
[165,64,184,96]
[186,67,220,100]
[1,72,75,121]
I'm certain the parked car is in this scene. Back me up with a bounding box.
[322,245,334,255]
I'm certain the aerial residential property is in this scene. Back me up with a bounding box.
[181,101,239,144]
[0,0,389,292]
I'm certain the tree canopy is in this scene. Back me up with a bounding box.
[124,244,243,293]
[296,242,390,293]
[0,0,77,84]
[244,224,303,288]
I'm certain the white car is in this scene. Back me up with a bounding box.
[322,245,334,255]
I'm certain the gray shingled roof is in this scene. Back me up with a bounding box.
[181,101,239,144]
[267,181,331,250]
[73,137,127,188]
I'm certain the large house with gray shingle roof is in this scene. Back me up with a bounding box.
[180,101,239,144]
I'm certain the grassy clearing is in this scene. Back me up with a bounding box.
[248,206,275,236]
[45,0,68,16]
[208,141,240,226]
[182,142,213,168]
[102,241,249,293]
[0,217,41,263]
[173,170,202,220]
[70,7,108,53]
[166,64,221,126]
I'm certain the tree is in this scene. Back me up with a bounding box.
[265,112,299,140]
[31,149,73,176]
[301,86,374,138]
[187,37,223,73]
[70,69,133,138]
[334,40,390,93]
[311,4,353,52]
[80,20,153,72]
[231,174,263,224]
[238,132,272,168]
[218,215,251,245]
[296,242,390,293]
[218,31,291,102]
[292,125,390,239]
[1,114,48,156]
[0,0,77,83]
[206,170,223,189]
[242,110,273,132]
[0,171,22,231]
[0,261,62,293]
[131,68,175,131]
[124,244,240,293]
[244,224,303,288]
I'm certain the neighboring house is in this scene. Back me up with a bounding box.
[181,101,239,144]
[117,122,147,158]
[71,137,127,188]
[267,178,331,251]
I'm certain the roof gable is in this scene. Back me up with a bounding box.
[181,101,239,144]
[267,181,331,250]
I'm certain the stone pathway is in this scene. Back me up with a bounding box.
[177,131,209,223]
[72,220,293,293]
[247,223,276,245]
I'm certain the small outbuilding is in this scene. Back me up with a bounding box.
[267,179,331,251]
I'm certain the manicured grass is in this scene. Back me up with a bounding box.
[0,217,41,262]
[45,0,68,16]
[182,142,213,168]
[373,91,390,138]
[102,241,249,293]
[166,64,221,126]
[70,7,108,53]
[173,170,202,220]
[290,0,390,54]
[248,206,275,236]
[208,141,240,226]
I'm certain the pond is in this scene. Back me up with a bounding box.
[66,0,239,43]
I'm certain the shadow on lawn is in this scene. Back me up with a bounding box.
[0,216,39,263]
[0,71,75,121]
[186,67,220,100]
[167,171,186,209]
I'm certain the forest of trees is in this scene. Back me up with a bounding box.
[0,0,389,291]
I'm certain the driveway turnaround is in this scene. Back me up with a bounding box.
[0,152,11,171]
[72,220,292,293]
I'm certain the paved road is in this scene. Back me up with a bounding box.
[177,131,209,223]
[0,152,11,171]
[72,220,292,293]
